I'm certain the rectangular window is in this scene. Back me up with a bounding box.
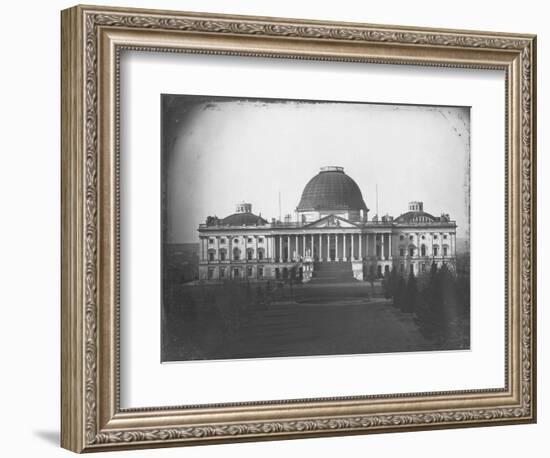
[220,238,226,244]
[421,263,426,273]
[207,268,214,279]
[258,237,264,243]
[233,268,239,278]
[220,251,226,261]
[209,238,214,244]
[220,267,225,278]
[247,267,253,277]
[443,247,448,256]
[399,248,405,257]
[258,266,263,278]
[208,252,214,261]
[248,237,253,243]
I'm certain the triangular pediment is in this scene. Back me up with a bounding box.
[304,214,359,228]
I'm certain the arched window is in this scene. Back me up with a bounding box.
[409,247,415,257]
[233,247,241,261]
[421,244,426,257]
[247,248,254,261]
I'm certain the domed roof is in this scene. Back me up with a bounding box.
[395,211,436,223]
[297,167,367,212]
[221,212,267,226]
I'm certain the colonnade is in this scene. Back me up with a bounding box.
[268,232,392,263]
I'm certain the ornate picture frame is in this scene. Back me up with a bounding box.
[61,4,536,453]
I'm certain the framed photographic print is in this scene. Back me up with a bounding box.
[61,4,537,453]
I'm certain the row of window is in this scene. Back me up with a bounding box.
[208,237,265,245]
[208,235,450,245]
[398,245,449,257]
[399,234,448,241]
[207,265,264,279]
[208,247,266,262]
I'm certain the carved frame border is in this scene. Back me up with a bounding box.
[61,4,536,453]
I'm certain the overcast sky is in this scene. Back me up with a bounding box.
[163,95,470,244]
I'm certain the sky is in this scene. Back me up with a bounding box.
[162,95,470,244]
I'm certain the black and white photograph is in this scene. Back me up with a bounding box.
[161,94,471,362]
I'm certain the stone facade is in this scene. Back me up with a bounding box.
[197,168,457,282]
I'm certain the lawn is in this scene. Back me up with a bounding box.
[161,280,462,361]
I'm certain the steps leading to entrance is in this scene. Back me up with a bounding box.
[310,261,355,283]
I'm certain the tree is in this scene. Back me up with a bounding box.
[382,270,392,299]
[365,267,377,298]
[436,263,461,345]
[402,271,418,313]
[415,262,439,338]
[387,266,399,306]
[394,274,406,309]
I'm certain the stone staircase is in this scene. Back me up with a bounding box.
[310,261,355,283]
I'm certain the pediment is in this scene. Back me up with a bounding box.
[305,214,359,228]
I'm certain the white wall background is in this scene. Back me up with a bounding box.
[0,0,545,456]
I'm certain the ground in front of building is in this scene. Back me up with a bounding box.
[161,280,466,361]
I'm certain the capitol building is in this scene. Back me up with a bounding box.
[197,166,457,283]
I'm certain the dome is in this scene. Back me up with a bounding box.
[220,212,267,226]
[296,166,367,212]
[395,211,436,223]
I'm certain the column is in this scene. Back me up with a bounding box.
[359,233,362,260]
[452,232,456,256]
[326,233,330,262]
[216,236,220,261]
[279,235,282,262]
[381,233,385,260]
[286,235,292,261]
[351,233,355,260]
[343,234,347,261]
[255,235,258,260]
[295,234,299,260]
[302,234,306,257]
[335,234,339,261]
[388,234,392,260]
[365,233,369,258]
[228,236,232,263]
[319,233,322,261]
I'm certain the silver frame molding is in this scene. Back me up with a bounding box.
[61,4,537,453]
